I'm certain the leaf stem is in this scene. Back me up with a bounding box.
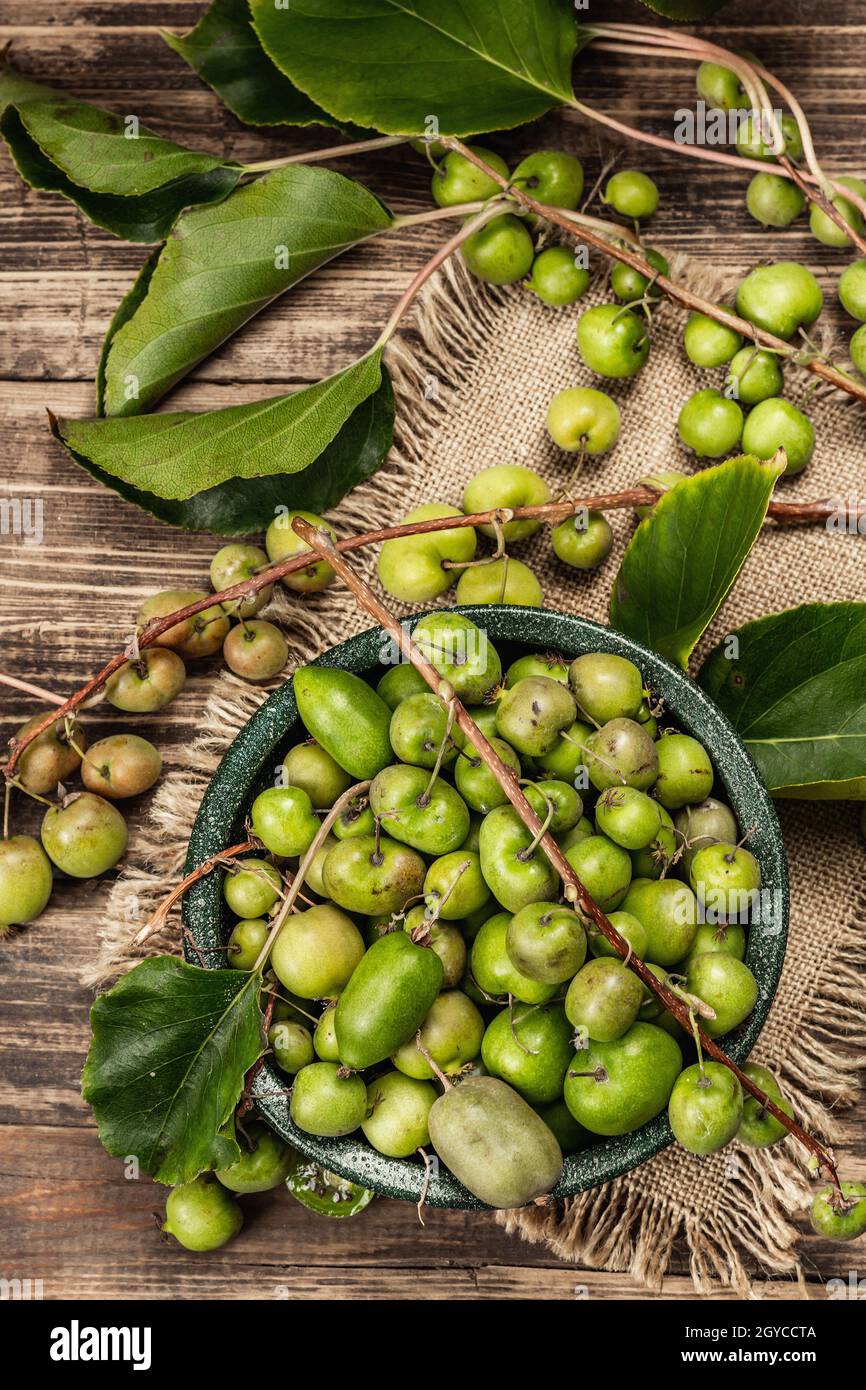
[2,487,859,782]
[392,202,485,228]
[241,134,406,172]
[291,516,842,1194]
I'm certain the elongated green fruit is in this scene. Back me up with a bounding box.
[293,665,392,778]
[428,1076,562,1208]
[335,933,443,1071]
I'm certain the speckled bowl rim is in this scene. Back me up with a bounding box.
[183,605,789,1210]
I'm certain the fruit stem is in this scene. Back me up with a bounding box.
[261,986,319,1026]
[508,993,540,1057]
[7,778,56,809]
[418,699,457,805]
[250,780,371,976]
[517,793,556,860]
[441,513,509,569]
[292,515,843,1196]
[3,488,859,785]
[416,1146,432,1225]
[425,857,471,927]
[240,134,406,172]
[65,735,96,772]
[414,1030,451,1089]
[440,137,866,406]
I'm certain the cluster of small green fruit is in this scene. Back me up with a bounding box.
[428,134,865,487]
[677,261,823,474]
[206,612,798,1227]
[429,140,659,305]
[1,719,155,934]
[696,54,866,389]
[0,510,345,937]
[376,452,621,612]
[697,57,866,247]
[163,1128,376,1251]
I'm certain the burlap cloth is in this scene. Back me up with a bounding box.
[88,252,866,1296]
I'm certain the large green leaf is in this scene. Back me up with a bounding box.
[610,455,786,669]
[250,0,580,136]
[0,69,240,240]
[62,370,394,534]
[55,346,386,501]
[99,164,393,417]
[699,602,866,799]
[95,252,161,413]
[82,957,265,1186]
[163,0,346,128]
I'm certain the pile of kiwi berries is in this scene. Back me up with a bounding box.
[0,440,639,945]
[428,135,845,502]
[166,606,815,1251]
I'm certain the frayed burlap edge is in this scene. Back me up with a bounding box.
[87,253,866,1299]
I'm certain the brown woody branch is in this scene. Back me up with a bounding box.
[131,838,317,949]
[3,486,862,782]
[778,154,866,258]
[441,138,866,407]
[291,515,841,1191]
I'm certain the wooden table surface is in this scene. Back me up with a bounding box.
[1,0,864,1302]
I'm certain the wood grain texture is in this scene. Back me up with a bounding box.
[1,0,864,1302]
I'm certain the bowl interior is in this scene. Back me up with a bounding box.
[183,606,789,1209]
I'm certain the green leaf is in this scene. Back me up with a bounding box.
[162,0,346,128]
[62,370,394,534]
[699,602,866,799]
[0,69,240,241]
[82,957,265,1186]
[55,346,386,501]
[99,164,393,417]
[95,251,160,412]
[610,455,786,669]
[13,99,232,196]
[249,0,580,136]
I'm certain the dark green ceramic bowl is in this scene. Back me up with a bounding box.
[183,606,788,1209]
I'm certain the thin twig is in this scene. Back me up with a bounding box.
[132,839,257,947]
[0,673,65,705]
[292,515,842,1192]
[376,199,508,346]
[441,138,866,406]
[583,25,866,244]
[778,154,866,256]
[3,485,860,781]
[241,134,406,171]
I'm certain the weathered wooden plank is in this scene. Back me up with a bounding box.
[0,1128,852,1297]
